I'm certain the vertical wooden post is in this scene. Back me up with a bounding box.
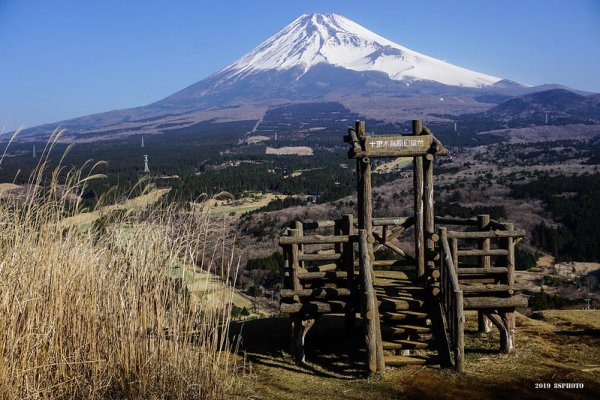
[413,120,425,279]
[356,121,366,230]
[455,290,465,373]
[451,237,459,272]
[292,316,315,364]
[342,214,356,329]
[295,220,305,270]
[504,223,515,291]
[289,228,302,360]
[362,156,373,237]
[291,229,301,293]
[499,310,516,353]
[359,229,384,374]
[477,214,491,333]
[478,214,491,269]
[478,313,493,334]
[424,151,435,272]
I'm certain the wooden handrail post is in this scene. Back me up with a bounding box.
[295,220,305,270]
[413,120,425,279]
[359,229,382,374]
[290,229,301,292]
[477,214,492,334]
[424,152,435,273]
[504,222,515,290]
[451,237,458,272]
[478,214,491,269]
[455,290,465,373]
[342,214,356,329]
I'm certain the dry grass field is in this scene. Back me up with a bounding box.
[233,311,600,400]
[0,161,247,398]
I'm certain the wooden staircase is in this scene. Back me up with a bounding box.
[374,270,438,366]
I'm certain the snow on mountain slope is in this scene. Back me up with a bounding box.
[216,13,502,88]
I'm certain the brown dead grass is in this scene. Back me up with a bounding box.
[232,311,600,400]
[0,132,248,399]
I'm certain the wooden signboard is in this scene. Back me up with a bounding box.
[364,135,433,157]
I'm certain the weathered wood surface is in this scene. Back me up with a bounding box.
[478,214,491,269]
[291,315,315,364]
[455,290,465,373]
[280,234,358,245]
[280,300,349,314]
[342,214,356,329]
[446,230,525,239]
[291,229,301,292]
[424,146,435,273]
[280,288,353,299]
[463,296,528,310]
[359,230,384,374]
[297,271,350,280]
[300,220,336,229]
[457,267,509,275]
[461,284,513,294]
[298,253,342,261]
[372,216,414,226]
[413,120,425,279]
[456,249,509,257]
[363,134,433,157]
[382,339,430,350]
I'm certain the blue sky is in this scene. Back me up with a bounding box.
[1,0,599,129]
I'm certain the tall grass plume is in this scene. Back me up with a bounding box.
[0,132,244,399]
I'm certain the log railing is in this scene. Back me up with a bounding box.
[438,227,464,372]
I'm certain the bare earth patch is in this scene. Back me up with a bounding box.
[266,146,314,156]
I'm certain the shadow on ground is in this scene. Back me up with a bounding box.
[229,313,600,400]
[230,314,366,379]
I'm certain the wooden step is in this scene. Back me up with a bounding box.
[373,270,416,280]
[457,267,508,276]
[380,310,428,321]
[384,355,431,366]
[373,279,416,287]
[280,287,352,299]
[379,298,426,312]
[382,324,431,336]
[460,284,512,294]
[376,292,427,301]
[382,339,431,350]
[297,271,348,280]
[375,285,426,292]
[303,263,338,272]
[280,300,348,314]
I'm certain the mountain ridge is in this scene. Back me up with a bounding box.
[15,13,593,142]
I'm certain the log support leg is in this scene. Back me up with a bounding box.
[499,310,516,353]
[478,312,493,334]
[291,314,316,364]
[485,309,516,353]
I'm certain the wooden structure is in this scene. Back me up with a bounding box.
[279,120,527,374]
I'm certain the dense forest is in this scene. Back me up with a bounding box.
[511,173,600,262]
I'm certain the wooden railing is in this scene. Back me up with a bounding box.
[437,215,524,296]
[438,227,464,372]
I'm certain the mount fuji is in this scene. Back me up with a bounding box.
[20,13,576,141]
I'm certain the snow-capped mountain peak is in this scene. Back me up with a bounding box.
[217,13,501,88]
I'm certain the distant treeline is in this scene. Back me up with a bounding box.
[511,173,600,262]
[436,201,507,221]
